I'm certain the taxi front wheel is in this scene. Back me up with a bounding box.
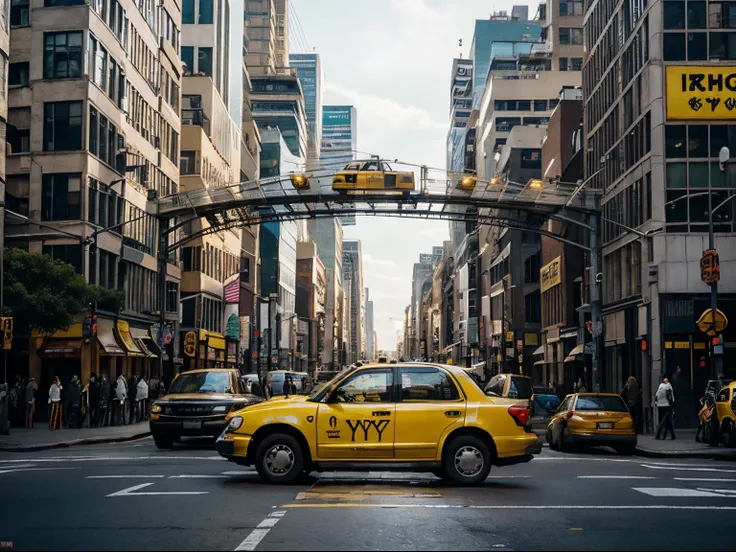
[442,436,492,486]
[255,433,305,484]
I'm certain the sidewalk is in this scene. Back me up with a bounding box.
[635,429,736,460]
[0,422,151,452]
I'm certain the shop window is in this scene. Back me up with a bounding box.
[664,33,686,60]
[688,125,709,157]
[665,125,686,158]
[666,162,687,188]
[687,32,707,60]
[689,162,710,187]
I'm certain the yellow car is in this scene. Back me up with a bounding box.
[332,160,415,194]
[715,381,736,447]
[546,393,637,455]
[216,363,542,485]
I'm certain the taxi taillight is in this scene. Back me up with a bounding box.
[508,405,531,427]
[566,411,574,420]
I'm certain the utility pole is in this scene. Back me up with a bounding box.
[589,206,602,393]
[157,218,170,387]
[713,148,728,382]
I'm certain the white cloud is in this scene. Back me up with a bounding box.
[326,83,446,131]
[389,0,440,18]
[361,254,397,270]
[364,270,403,283]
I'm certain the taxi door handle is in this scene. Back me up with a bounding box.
[445,410,461,417]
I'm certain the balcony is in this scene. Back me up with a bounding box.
[182,95,211,138]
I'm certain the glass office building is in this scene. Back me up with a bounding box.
[289,53,324,152]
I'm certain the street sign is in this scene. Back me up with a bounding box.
[697,309,728,336]
[183,331,197,357]
[700,249,721,285]
[0,318,12,350]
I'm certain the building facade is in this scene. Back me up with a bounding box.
[289,52,323,154]
[342,239,363,363]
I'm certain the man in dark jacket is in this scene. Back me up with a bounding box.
[65,376,82,429]
[98,375,111,427]
[88,374,100,428]
[128,374,138,424]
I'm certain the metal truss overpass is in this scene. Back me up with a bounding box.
[156,168,598,251]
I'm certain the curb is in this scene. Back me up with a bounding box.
[0,431,151,453]
[634,446,736,461]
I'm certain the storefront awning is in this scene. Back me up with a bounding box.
[564,354,578,363]
[534,359,548,366]
[568,343,585,356]
[532,345,545,356]
[97,318,125,356]
[38,338,82,359]
[116,321,144,357]
[135,338,157,358]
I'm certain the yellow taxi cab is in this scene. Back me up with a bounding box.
[715,381,736,447]
[546,393,637,455]
[216,363,542,485]
[332,160,415,194]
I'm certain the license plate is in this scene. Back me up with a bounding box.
[183,420,202,429]
[597,422,614,429]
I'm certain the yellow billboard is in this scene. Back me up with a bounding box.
[540,256,562,293]
[666,66,736,120]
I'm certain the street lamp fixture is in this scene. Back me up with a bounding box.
[489,176,500,185]
[457,175,477,190]
[290,174,310,190]
[528,179,544,190]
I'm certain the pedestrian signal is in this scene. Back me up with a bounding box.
[700,249,720,285]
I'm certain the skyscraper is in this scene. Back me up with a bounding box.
[322,105,357,226]
[365,289,374,360]
[290,53,324,153]
[342,240,364,364]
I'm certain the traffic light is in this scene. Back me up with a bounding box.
[700,249,721,285]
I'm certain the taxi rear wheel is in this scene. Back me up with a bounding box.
[442,436,492,486]
[255,433,304,484]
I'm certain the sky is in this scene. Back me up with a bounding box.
[290,0,536,352]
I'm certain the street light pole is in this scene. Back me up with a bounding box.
[590,205,602,393]
[713,147,729,381]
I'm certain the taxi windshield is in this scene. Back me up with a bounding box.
[308,370,349,400]
[168,372,232,394]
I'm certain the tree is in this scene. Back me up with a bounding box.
[2,248,123,336]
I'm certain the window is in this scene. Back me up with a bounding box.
[334,369,393,403]
[43,244,83,274]
[525,291,541,324]
[182,0,194,23]
[520,148,542,169]
[533,99,547,111]
[43,101,82,151]
[664,1,685,28]
[559,57,568,71]
[240,257,250,283]
[199,0,213,23]
[688,1,707,28]
[181,46,194,73]
[43,31,83,79]
[710,32,736,60]
[571,57,583,71]
[88,177,123,229]
[559,28,583,45]
[89,105,121,169]
[400,368,459,401]
[180,150,196,174]
[10,0,28,26]
[664,33,686,61]
[575,395,629,412]
[9,62,28,86]
[688,32,707,60]
[665,125,686,157]
[524,253,540,284]
[45,0,83,5]
[485,375,506,397]
[198,47,213,76]
[42,174,82,221]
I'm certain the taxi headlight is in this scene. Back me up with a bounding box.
[151,404,162,414]
[226,416,244,433]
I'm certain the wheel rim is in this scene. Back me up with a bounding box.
[264,444,295,476]
[454,445,484,477]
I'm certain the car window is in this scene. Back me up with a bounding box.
[575,395,629,412]
[485,375,506,396]
[508,377,533,399]
[534,394,560,412]
[400,367,459,401]
[168,371,233,394]
[270,373,285,382]
[717,387,731,402]
[381,162,392,171]
[335,369,393,403]
[364,161,379,171]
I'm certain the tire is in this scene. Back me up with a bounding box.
[708,415,720,447]
[255,433,305,484]
[442,435,493,486]
[724,421,736,449]
[614,444,636,456]
[558,427,568,452]
[153,434,174,449]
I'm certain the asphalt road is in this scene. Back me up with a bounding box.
[1,438,735,551]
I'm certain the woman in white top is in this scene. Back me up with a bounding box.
[48,376,63,431]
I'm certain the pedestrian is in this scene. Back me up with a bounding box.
[65,375,81,429]
[622,376,642,433]
[10,375,23,427]
[577,378,587,393]
[654,377,676,440]
[48,376,63,431]
[115,374,127,426]
[128,374,138,424]
[136,375,148,423]
[88,374,100,428]
[25,377,38,429]
[99,375,111,427]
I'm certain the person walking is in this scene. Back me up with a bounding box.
[127,374,138,425]
[576,378,587,393]
[25,377,38,429]
[136,375,148,423]
[10,375,23,427]
[65,376,81,429]
[88,374,100,428]
[655,377,676,440]
[622,376,642,433]
[48,376,63,431]
[99,375,111,427]
[115,374,127,426]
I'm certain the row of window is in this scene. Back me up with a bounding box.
[664,1,736,30]
[182,0,213,24]
[88,33,126,108]
[559,0,584,16]
[181,245,240,283]
[161,70,180,112]
[123,203,157,256]
[130,25,157,90]
[494,99,558,112]
[559,27,584,45]
[602,173,652,244]
[123,262,158,314]
[182,294,224,333]
[89,105,123,169]
[663,30,736,61]
[559,57,583,71]
[126,83,156,146]
[603,242,642,304]
[91,0,128,46]
[181,46,213,76]
[542,280,564,328]
[89,249,117,289]
[88,177,125,229]
[665,124,736,160]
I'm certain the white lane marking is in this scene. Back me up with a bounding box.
[286,504,736,510]
[168,475,228,479]
[0,456,225,464]
[0,467,77,474]
[222,470,254,475]
[641,464,736,474]
[697,488,736,494]
[106,483,208,497]
[295,492,307,500]
[235,511,286,551]
[488,475,534,479]
[87,475,165,479]
[632,487,728,498]
[577,475,657,480]
[675,478,736,482]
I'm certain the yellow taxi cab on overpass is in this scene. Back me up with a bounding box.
[216,362,542,485]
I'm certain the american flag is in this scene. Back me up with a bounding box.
[224,280,240,304]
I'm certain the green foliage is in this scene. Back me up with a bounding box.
[86,285,124,314]
[3,247,90,335]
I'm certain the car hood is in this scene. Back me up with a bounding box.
[157,393,264,403]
